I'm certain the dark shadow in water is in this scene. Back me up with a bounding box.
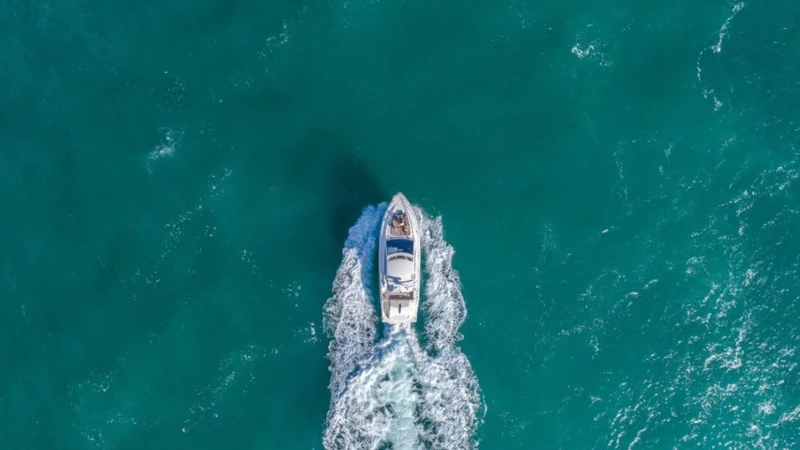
[285,129,387,244]
[281,130,388,450]
[327,151,387,242]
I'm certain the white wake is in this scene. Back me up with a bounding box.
[323,205,482,450]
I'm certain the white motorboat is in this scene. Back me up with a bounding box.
[378,193,421,325]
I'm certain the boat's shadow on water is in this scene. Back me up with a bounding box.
[283,129,388,245]
[328,153,388,245]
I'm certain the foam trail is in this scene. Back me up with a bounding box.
[323,206,482,450]
[323,204,386,402]
[418,212,468,352]
[415,211,482,447]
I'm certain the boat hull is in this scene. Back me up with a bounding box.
[378,193,421,325]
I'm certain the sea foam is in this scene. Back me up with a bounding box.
[323,205,482,450]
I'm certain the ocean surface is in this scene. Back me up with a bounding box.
[2,0,800,448]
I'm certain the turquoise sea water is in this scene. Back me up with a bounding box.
[3,0,800,448]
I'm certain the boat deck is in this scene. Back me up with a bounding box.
[389,226,410,237]
[380,193,420,325]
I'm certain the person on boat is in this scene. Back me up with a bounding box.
[392,211,406,228]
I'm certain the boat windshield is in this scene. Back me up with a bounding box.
[387,239,413,255]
